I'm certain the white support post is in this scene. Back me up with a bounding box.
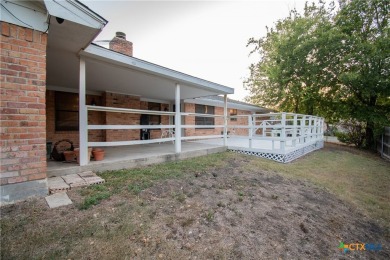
[248,115,253,148]
[223,94,228,146]
[79,57,88,166]
[175,83,181,153]
[281,112,286,151]
[309,116,313,140]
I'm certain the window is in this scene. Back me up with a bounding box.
[55,92,79,131]
[230,109,237,121]
[195,104,214,128]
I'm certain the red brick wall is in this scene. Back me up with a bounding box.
[46,91,171,145]
[183,103,251,137]
[104,92,140,141]
[0,22,47,185]
[229,109,250,136]
[46,90,105,147]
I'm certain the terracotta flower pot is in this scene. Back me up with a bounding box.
[74,148,92,164]
[63,150,75,162]
[92,149,105,161]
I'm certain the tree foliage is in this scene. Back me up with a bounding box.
[245,0,390,149]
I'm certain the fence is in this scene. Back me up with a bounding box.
[378,127,390,160]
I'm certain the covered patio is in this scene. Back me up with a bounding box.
[47,30,235,167]
[46,17,324,174]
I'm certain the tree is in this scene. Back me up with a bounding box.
[333,0,390,148]
[246,0,390,149]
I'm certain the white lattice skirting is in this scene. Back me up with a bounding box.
[229,140,324,163]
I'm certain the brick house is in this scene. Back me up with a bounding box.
[0,0,270,204]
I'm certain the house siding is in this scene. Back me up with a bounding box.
[0,22,47,191]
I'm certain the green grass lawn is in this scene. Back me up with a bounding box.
[245,144,390,227]
[78,152,227,209]
[1,143,389,259]
[80,143,390,227]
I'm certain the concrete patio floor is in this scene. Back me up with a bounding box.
[47,141,226,177]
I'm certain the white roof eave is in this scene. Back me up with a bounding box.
[80,44,234,95]
[44,0,107,29]
[0,0,48,32]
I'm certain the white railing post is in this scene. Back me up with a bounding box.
[303,116,306,143]
[281,112,286,151]
[292,114,297,147]
[248,115,253,148]
[308,116,312,141]
[79,57,88,166]
[223,94,228,146]
[175,83,181,153]
[261,116,266,137]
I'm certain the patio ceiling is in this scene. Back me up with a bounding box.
[78,44,234,101]
[46,23,234,102]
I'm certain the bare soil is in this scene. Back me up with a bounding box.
[1,151,389,259]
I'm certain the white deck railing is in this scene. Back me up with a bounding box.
[226,113,324,151]
[86,105,324,154]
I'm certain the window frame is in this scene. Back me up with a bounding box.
[55,91,79,131]
[195,104,215,129]
[229,108,238,121]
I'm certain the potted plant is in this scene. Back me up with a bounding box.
[92,148,105,161]
[74,147,93,164]
[63,149,75,162]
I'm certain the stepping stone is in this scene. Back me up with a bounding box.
[48,177,70,194]
[45,192,73,208]
[82,176,105,185]
[78,171,96,178]
[62,174,87,188]
[78,171,105,186]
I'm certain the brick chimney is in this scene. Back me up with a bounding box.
[109,31,133,56]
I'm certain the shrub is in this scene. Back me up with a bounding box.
[335,120,366,147]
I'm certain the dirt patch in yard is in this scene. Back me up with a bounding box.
[1,152,389,259]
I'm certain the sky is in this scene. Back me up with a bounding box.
[80,0,310,101]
